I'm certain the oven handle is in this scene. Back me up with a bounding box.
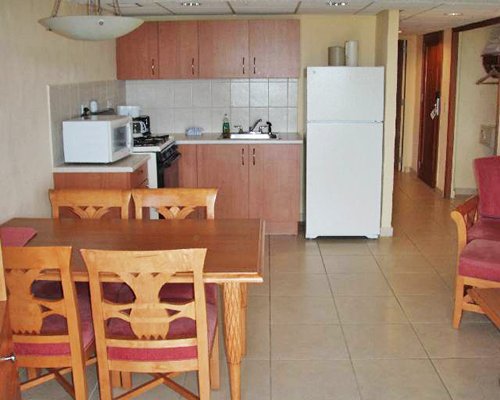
[163,152,182,168]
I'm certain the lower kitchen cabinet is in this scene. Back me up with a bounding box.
[52,163,148,218]
[197,145,250,219]
[194,143,300,234]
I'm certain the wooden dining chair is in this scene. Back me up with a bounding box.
[2,246,95,400]
[131,188,218,220]
[49,189,132,219]
[81,248,219,400]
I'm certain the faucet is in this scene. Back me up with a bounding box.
[249,118,262,133]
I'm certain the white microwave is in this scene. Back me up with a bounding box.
[63,115,132,163]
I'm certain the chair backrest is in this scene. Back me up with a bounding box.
[49,189,131,219]
[131,188,218,220]
[474,156,500,219]
[81,248,209,373]
[2,246,85,359]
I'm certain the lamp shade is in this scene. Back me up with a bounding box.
[38,15,143,41]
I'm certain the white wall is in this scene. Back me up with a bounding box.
[453,25,498,194]
[0,0,116,222]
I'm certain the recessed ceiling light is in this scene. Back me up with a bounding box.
[445,12,463,16]
[181,1,201,6]
[327,1,348,6]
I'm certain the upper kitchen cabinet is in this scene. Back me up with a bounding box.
[117,22,159,80]
[249,20,300,78]
[198,21,249,79]
[158,21,199,79]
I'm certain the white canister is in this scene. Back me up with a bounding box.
[328,46,345,66]
[345,40,359,67]
[89,100,98,113]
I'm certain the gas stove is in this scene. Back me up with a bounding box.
[132,134,174,153]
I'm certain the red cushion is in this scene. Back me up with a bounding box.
[468,218,500,242]
[0,227,37,247]
[159,283,218,305]
[14,284,94,357]
[106,302,218,362]
[459,239,500,281]
[474,156,500,219]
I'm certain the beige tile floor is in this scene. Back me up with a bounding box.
[22,173,500,399]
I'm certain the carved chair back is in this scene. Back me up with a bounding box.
[81,248,209,375]
[131,188,217,220]
[49,189,131,219]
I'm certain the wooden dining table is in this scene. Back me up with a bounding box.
[2,217,265,400]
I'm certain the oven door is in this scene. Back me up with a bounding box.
[157,152,181,188]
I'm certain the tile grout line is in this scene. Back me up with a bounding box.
[318,241,364,400]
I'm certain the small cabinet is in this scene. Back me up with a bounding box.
[117,22,159,80]
[249,20,300,78]
[198,21,249,79]
[194,143,301,234]
[178,145,198,188]
[159,21,199,79]
[0,302,21,400]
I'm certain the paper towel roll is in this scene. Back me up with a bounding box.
[345,40,359,67]
[328,46,345,66]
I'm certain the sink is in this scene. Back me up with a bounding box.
[227,132,279,140]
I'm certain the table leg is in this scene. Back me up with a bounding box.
[223,282,243,400]
[240,283,248,357]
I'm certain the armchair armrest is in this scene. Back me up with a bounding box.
[450,195,479,255]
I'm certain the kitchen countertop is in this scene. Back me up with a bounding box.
[171,132,303,144]
[53,154,150,173]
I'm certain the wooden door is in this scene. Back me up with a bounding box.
[249,20,300,78]
[198,21,249,78]
[178,145,198,188]
[117,22,159,80]
[0,302,21,400]
[159,21,199,79]
[249,144,300,234]
[418,31,443,188]
[197,145,249,218]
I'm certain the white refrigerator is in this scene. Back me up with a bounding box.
[305,67,384,239]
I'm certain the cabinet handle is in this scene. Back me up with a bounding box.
[253,57,256,74]
[0,354,16,363]
[151,59,155,76]
[241,148,245,166]
[242,57,245,75]
[252,148,256,165]
[192,57,195,75]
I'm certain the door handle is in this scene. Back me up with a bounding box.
[242,57,245,75]
[252,148,256,165]
[241,148,245,166]
[0,354,16,363]
[151,58,155,76]
[192,57,195,75]
[253,57,256,74]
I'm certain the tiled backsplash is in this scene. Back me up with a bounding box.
[48,80,126,165]
[125,78,298,134]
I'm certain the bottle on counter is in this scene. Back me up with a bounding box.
[222,114,230,138]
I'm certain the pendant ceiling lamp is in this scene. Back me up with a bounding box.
[39,0,144,41]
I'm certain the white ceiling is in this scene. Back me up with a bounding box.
[83,1,500,34]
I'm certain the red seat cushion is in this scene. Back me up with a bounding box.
[459,239,500,282]
[468,218,500,242]
[14,284,95,357]
[106,302,218,362]
[474,156,500,219]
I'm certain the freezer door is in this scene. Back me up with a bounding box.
[307,67,384,122]
[305,122,383,238]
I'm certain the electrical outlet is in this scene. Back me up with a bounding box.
[479,124,495,148]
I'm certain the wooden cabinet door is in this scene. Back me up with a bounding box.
[159,21,199,79]
[249,144,300,234]
[198,21,249,78]
[249,20,300,78]
[117,22,158,80]
[197,145,249,219]
[178,145,198,187]
[0,302,21,400]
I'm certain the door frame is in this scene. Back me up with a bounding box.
[444,16,500,198]
[418,31,443,188]
[395,40,408,171]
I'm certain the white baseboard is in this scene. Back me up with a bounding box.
[380,226,394,237]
